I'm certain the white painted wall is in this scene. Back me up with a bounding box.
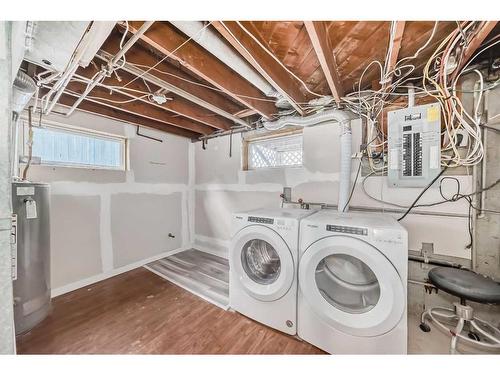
[17,105,192,296]
[193,119,473,260]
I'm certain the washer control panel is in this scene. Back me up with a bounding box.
[326,224,368,236]
[248,216,274,225]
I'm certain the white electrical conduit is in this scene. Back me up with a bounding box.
[169,21,277,97]
[44,64,79,114]
[262,109,355,212]
[64,21,155,117]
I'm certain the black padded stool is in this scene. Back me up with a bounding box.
[419,267,500,354]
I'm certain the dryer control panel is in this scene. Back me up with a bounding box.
[326,224,368,236]
[248,216,274,224]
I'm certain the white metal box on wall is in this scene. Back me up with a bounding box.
[387,103,441,187]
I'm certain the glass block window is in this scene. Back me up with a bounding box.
[248,134,303,170]
[26,122,126,170]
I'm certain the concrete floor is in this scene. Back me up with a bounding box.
[408,313,499,354]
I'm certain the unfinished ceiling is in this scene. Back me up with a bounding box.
[27,21,495,140]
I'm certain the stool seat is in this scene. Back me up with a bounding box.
[429,267,500,304]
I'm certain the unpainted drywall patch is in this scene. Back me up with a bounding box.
[50,194,102,288]
[111,192,183,267]
[131,132,189,184]
[195,190,279,240]
[28,165,127,184]
[195,136,241,184]
[244,167,288,185]
[303,119,362,174]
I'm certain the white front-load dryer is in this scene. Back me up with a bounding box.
[230,208,315,335]
[298,210,408,354]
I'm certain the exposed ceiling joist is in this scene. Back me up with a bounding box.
[97,52,245,129]
[125,21,277,119]
[212,21,307,115]
[234,108,258,118]
[60,82,215,135]
[50,91,201,139]
[453,21,498,79]
[73,73,214,135]
[75,64,230,131]
[384,21,406,87]
[99,34,249,128]
[304,21,344,104]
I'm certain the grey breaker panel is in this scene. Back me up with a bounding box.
[387,103,441,187]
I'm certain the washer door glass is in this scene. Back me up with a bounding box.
[241,239,281,285]
[299,236,405,337]
[316,254,380,314]
[230,225,295,302]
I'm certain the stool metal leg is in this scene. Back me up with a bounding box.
[420,303,500,353]
[450,317,465,354]
[470,320,500,346]
[473,316,500,338]
[431,307,457,320]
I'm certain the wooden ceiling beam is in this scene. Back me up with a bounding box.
[60,81,215,135]
[125,21,277,119]
[48,91,201,139]
[234,108,258,118]
[453,21,498,79]
[100,33,249,127]
[212,21,307,115]
[304,21,344,104]
[74,65,231,131]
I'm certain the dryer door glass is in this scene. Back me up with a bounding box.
[315,254,380,314]
[241,239,281,285]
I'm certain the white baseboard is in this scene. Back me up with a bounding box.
[193,235,229,259]
[195,243,228,259]
[51,246,189,298]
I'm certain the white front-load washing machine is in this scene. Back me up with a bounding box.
[298,210,408,354]
[230,208,315,335]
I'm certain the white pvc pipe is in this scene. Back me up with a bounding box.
[339,122,353,212]
[262,109,355,212]
[408,83,415,107]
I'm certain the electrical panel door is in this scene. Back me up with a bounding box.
[387,103,441,187]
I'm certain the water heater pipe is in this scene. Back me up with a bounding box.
[262,109,355,212]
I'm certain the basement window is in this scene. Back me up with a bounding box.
[21,120,127,170]
[245,132,303,170]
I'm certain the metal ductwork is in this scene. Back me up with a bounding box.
[262,109,356,212]
[12,70,36,114]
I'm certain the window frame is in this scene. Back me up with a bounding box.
[242,128,303,171]
[19,117,129,171]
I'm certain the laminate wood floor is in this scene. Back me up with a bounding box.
[16,267,324,354]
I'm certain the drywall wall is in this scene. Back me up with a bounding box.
[0,21,16,354]
[193,78,500,323]
[18,105,191,296]
[193,118,473,260]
